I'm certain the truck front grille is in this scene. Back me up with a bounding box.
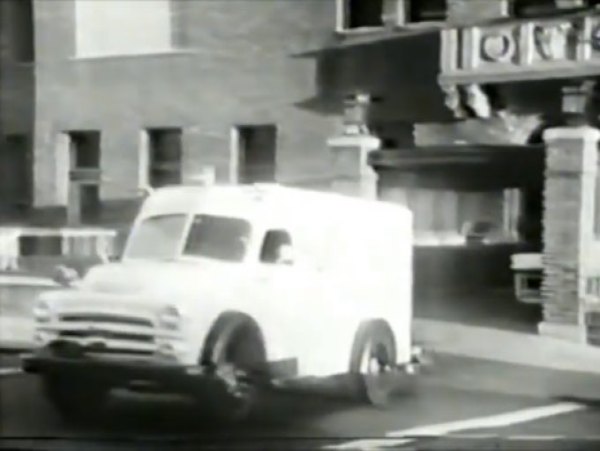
[59,313,153,328]
[54,311,157,355]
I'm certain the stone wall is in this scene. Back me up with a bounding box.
[540,127,600,342]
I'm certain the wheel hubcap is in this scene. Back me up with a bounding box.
[360,342,390,375]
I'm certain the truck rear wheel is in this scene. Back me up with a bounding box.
[202,318,269,423]
[349,320,398,406]
[42,375,109,424]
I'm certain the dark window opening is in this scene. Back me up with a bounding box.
[237,124,276,184]
[408,0,446,23]
[381,138,399,149]
[70,132,101,169]
[68,131,102,225]
[525,274,542,290]
[148,128,182,188]
[519,187,543,245]
[260,230,292,264]
[512,0,557,17]
[347,0,383,28]
[80,184,101,224]
[0,134,32,211]
[19,236,62,257]
[4,0,34,62]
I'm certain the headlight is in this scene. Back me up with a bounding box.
[33,299,52,323]
[157,305,181,331]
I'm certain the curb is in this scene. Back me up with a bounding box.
[414,318,600,376]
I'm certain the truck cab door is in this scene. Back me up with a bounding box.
[253,229,316,377]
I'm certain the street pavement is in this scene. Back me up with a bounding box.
[1,353,599,450]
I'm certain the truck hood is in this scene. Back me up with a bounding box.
[79,259,245,301]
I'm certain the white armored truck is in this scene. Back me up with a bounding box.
[22,184,421,422]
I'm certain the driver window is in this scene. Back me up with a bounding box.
[260,229,293,265]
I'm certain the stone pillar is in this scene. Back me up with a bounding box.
[539,126,600,343]
[328,134,380,199]
[328,93,381,199]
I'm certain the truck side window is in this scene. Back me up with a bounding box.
[260,230,293,265]
[184,215,251,262]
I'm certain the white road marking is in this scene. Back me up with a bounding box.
[442,433,564,441]
[507,435,565,441]
[0,367,22,377]
[324,402,585,450]
[442,433,503,439]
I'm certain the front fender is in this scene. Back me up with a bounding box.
[182,306,268,367]
[180,306,224,366]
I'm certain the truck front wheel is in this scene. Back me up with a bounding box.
[201,318,269,423]
[42,375,109,424]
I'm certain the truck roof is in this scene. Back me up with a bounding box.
[138,184,412,223]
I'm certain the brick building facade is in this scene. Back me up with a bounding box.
[2,0,600,345]
[1,0,337,227]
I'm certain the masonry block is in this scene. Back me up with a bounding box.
[539,126,600,342]
[328,134,380,200]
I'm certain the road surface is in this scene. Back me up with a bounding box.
[1,353,599,450]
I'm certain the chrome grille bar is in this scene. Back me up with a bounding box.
[58,330,154,343]
[59,313,153,327]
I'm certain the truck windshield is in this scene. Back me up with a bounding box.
[125,214,188,260]
[183,214,251,262]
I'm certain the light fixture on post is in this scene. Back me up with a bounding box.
[342,92,379,136]
[562,79,598,125]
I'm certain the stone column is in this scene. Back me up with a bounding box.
[539,126,600,343]
[328,134,380,199]
[328,93,381,199]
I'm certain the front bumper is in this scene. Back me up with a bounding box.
[21,341,212,394]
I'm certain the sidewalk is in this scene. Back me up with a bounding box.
[414,318,600,376]
[413,288,600,376]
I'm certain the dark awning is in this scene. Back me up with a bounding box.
[292,29,451,123]
[292,25,443,58]
[369,145,544,167]
[371,145,545,191]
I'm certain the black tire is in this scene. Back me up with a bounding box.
[42,375,109,424]
[201,316,269,423]
[348,320,398,406]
